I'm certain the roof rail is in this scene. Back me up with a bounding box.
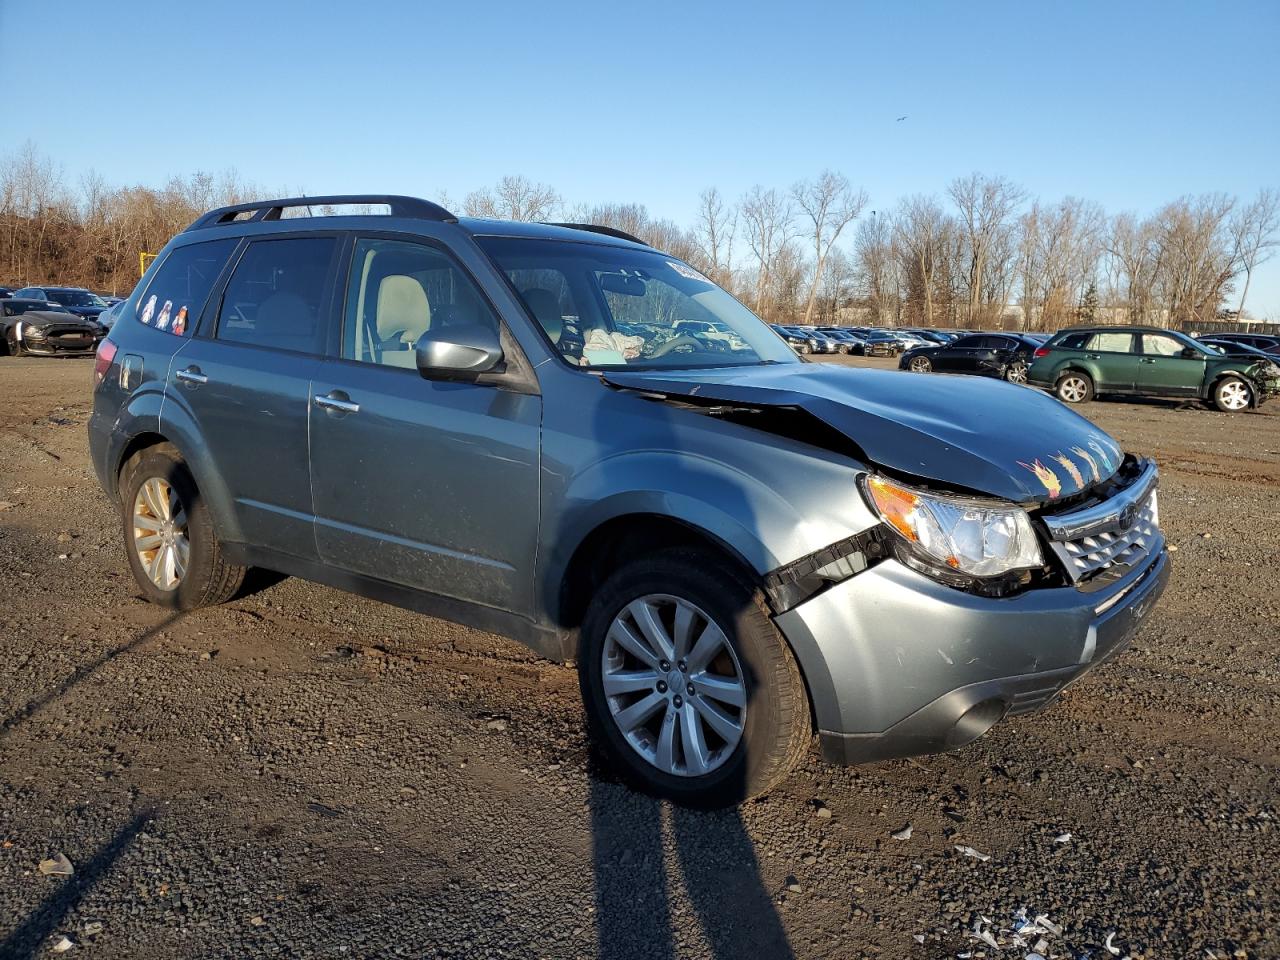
[546,222,648,246]
[186,195,456,231]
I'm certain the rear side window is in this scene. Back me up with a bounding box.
[136,239,238,336]
[216,237,336,355]
[1086,332,1134,353]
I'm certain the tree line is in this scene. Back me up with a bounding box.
[3,142,1276,329]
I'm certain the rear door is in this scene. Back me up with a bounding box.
[166,234,342,559]
[1138,332,1206,396]
[308,235,542,615]
[1083,330,1140,391]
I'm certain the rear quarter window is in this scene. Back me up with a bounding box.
[135,238,239,336]
[1047,332,1089,350]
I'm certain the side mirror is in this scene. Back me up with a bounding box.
[414,324,504,378]
[1180,346,1202,359]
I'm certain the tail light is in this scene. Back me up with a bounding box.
[1033,347,1050,359]
[93,338,118,386]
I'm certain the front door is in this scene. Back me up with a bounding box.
[1138,332,1207,396]
[309,235,541,615]
[166,234,340,559]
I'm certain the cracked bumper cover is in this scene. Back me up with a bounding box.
[773,545,1170,765]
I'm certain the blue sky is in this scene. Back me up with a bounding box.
[3,0,1279,314]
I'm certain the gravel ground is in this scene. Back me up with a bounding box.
[0,355,1277,960]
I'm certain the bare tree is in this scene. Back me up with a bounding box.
[793,171,867,323]
[947,173,1025,326]
[695,187,736,286]
[739,186,793,316]
[1229,189,1280,319]
[464,175,560,221]
[893,195,949,325]
[854,212,898,325]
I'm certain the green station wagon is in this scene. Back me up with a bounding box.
[1028,325,1280,412]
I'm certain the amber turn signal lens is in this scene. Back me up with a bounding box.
[865,476,921,543]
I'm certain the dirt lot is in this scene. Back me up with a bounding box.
[1,355,1277,960]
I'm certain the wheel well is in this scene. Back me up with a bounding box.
[114,432,172,499]
[557,514,757,632]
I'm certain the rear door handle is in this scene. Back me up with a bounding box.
[315,391,359,414]
[176,366,207,385]
[1085,353,1101,360]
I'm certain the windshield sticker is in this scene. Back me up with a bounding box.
[1017,458,1062,499]
[1052,451,1085,490]
[139,295,157,325]
[1070,446,1101,483]
[172,305,188,336]
[667,260,711,284]
[155,300,173,331]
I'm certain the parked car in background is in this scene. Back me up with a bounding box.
[12,286,109,322]
[87,194,1170,807]
[1196,331,1280,356]
[770,324,814,354]
[1198,337,1280,367]
[1028,326,1280,412]
[816,328,867,354]
[900,333,1042,384]
[858,330,907,357]
[97,300,125,331]
[2,298,103,356]
[0,287,14,299]
[780,325,834,354]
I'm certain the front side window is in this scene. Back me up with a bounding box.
[137,238,238,335]
[215,237,335,353]
[1142,333,1189,357]
[476,236,797,369]
[342,238,499,369]
[1086,332,1134,353]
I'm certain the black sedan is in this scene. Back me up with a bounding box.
[898,332,1042,384]
[1,298,104,357]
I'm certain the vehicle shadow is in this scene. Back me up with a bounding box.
[0,809,151,958]
[0,612,184,735]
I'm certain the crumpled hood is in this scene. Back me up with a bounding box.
[603,363,1125,504]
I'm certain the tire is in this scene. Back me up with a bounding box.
[839,345,851,355]
[1005,360,1029,385]
[119,445,245,609]
[908,356,932,373]
[1055,371,1094,404]
[8,331,25,357]
[798,344,810,355]
[1213,376,1252,413]
[579,548,811,808]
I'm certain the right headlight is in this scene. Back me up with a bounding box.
[862,475,1043,579]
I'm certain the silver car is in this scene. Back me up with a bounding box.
[88,194,1170,807]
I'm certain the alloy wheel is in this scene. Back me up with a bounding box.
[601,594,746,777]
[132,477,189,590]
[1006,362,1029,384]
[1219,380,1250,410]
[1059,376,1088,402]
[910,357,931,373]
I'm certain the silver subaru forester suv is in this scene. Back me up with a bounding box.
[89,195,1169,807]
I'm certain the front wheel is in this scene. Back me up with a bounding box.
[120,445,246,609]
[909,356,932,373]
[1213,376,1252,412]
[7,331,25,357]
[1055,371,1094,404]
[579,549,811,808]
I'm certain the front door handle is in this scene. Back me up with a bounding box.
[176,366,207,385]
[1139,358,1156,364]
[315,392,360,414]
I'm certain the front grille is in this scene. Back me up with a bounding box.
[1040,458,1163,585]
[1055,490,1160,580]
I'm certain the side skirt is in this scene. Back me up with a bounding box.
[223,543,573,662]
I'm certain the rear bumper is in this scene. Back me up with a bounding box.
[774,546,1170,765]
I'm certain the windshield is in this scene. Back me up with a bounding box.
[48,289,104,307]
[476,236,797,369]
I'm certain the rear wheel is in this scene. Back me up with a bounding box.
[1005,360,1029,384]
[1055,371,1093,403]
[1213,376,1252,412]
[909,356,932,373]
[120,446,245,609]
[579,549,811,808]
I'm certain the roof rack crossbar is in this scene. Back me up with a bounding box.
[545,222,648,246]
[186,195,456,231]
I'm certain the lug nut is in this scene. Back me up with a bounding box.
[687,683,695,696]
[659,660,671,671]
[673,695,683,708]
[656,680,668,693]
[677,660,687,672]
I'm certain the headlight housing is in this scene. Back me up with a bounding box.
[862,475,1043,579]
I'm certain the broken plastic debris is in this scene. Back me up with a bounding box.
[954,844,991,862]
[968,919,1000,950]
[1054,832,1073,843]
[1033,914,1063,937]
[1105,932,1121,955]
[913,934,925,944]
[39,854,74,877]
[51,937,74,953]
[1034,938,1050,954]
[1025,954,1046,960]
[891,824,913,841]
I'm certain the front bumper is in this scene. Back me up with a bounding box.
[774,545,1170,764]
